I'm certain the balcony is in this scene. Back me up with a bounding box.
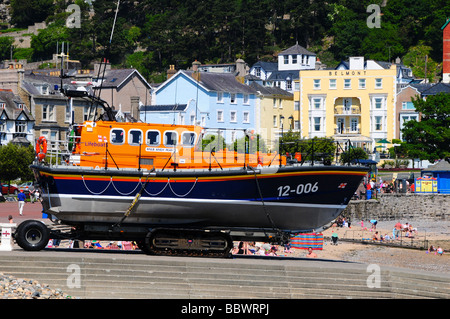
[334,106,361,116]
[334,127,361,135]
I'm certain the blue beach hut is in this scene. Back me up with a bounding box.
[419,161,450,194]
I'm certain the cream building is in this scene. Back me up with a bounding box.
[250,82,294,151]
[296,57,397,152]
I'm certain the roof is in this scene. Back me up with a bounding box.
[249,82,293,98]
[183,71,257,94]
[0,90,33,121]
[279,44,316,56]
[94,69,152,90]
[420,82,450,96]
[251,61,278,72]
[267,70,299,81]
[423,160,450,172]
[140,104,187,112]
[441,18,450,30]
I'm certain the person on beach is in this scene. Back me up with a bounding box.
[437,246,444,256]
[8,215,13,223]
[394,221,402,239]
[306,247,317,258]
[331,231,338,245]
[17,189,26,216]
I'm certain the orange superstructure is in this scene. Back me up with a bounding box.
[69,121,284,170]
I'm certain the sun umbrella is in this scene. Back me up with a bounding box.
[377,138,391,144]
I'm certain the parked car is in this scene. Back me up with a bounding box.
[18,182,35,195]
[1,183,19,195]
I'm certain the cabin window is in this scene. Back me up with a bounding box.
[111,129,125,144]
[129,130,142,145]
[164,131,177,146]
[146,130,160,146]
[181,132,196,147]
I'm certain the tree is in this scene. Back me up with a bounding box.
[402,43,441,83]
[10,0,54,28]
[277,132,335,163]
[0,37,14,61]
[401,93,450,161]
[0,144,35,185]
[340,147,368,164]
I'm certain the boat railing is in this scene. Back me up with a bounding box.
[40,138,74,167]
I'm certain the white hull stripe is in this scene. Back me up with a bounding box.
[47,194,346,210]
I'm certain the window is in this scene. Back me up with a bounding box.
[243,111,249,123]
[359,78,366,89]
[313,79,321,89]
[294,81,300,91]
[181,132,196,147]
[273,115,277,127]
[344,79,351,89]
[255,67,261,77]
[243,94,249,104]
[294,101,300,111]
[111,129,125,144]
[351,118,358,132]
[273,98,277,109]
[284,55,289,64]
[230,93,236,104]
[375,78,382,88]
[294,120,299,130]
[15,121,26,133]
[337,118,344,134]
[329,79,337,89]
[190,114,196,125]
[279,99,283,109]
[164,131,177,146]
[83,106,92,121]
[0,103,5,109]
[230,111,237,122]
[375,98,383,109]
[313,98,321,110]
[217,92,223,102]
[313,117,321,131]
[217,110,223,122]
[146,130,160,146]
[375,116,382,131]
[344,98,352,111]
[128,130,142,145]
[65,105,71,123]
[402,101,415,110]
[302,55,308,64]
[286,80,292,90]
[42,104,55,121]
[292,55,297,64]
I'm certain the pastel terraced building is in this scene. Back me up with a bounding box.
[296,57,397,152]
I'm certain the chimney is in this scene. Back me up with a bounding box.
[192,60,201,82]
[192,60,201,72]
[167,64,176,79]
[442,18,450,83]
[349,57,364,70]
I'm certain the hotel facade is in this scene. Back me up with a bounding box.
[295,57,397,152]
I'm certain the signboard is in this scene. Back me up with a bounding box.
[415,176,438,193]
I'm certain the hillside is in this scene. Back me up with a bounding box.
[0,0,448,82]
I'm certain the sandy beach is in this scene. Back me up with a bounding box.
[288,220,450,274]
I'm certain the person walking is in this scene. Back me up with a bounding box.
[17,189,26,216]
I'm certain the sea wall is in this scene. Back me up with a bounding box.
[343,194,450,222]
